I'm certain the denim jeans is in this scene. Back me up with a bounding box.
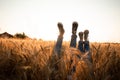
[78,41,90,53]
[70,34,77,48]
[78,41,84,52]
[54,34,90,55]
[54,35,63,55]
[84,41,90,52]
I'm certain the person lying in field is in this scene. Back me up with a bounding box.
[54,22,92,61]
[54,22,92,75]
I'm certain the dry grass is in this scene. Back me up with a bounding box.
[0,38,120,80]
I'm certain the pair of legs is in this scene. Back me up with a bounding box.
[77,30,90,53]
[54,22,90,55]
[70,22,90,53]
[54,22,91,78]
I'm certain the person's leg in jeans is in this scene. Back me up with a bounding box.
[69,22,78,77]
[84,30,90,52]
[84,30,92,62]
[52,23,64,78]
[54,22,65,56]
[78,32,84,53]
[70,22,78,48]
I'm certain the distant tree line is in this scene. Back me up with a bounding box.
[14,32,28,39]
[0,32,28,39]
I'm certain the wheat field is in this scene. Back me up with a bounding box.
[0,38,120,80]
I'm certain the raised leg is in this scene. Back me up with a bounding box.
[84,30,90,52]
[70,22,78,48]
[83,30,92,62]
[70,34,77,48]
[54,22,65,56]
[84,41,90,52]
[78,32,84,52]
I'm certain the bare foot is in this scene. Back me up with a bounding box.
[84,30,89,41]
[72,22,78,34]
[57,22,65,36]
[79,32,83,41]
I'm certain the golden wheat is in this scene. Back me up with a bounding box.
[0,38,120,80]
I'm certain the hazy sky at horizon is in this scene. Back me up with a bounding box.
[0,0,120,42]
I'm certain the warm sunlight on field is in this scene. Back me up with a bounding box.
[0,38,120,80]
[0,0,120,79]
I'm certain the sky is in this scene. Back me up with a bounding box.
[0,0,120,42]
